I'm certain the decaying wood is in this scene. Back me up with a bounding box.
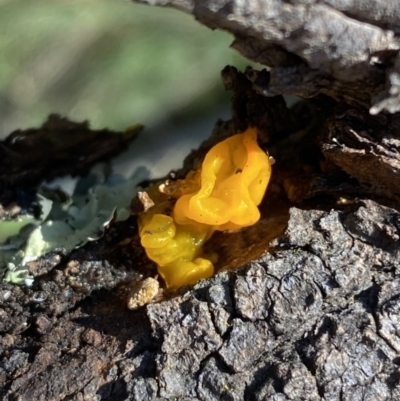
[0,114,141,206]
[2,1,400,400]
[323,107,400,202]
[1,83,400,399]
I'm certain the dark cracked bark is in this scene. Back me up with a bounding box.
[322,107,400,202]
[0,114,141,206]
[2,199,400,400]
[135,0,400,114]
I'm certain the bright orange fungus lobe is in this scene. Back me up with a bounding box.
[139,127,272,288]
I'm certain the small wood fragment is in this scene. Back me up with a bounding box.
[127,277,161,310]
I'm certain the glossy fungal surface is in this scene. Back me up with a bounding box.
[139,127,271,288]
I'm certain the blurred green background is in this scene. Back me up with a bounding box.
[0,0,257,280]
[0,0,250,138]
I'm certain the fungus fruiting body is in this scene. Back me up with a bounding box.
[139,213,215,289]
[139,127,271,288]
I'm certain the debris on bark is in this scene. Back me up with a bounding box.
[130,192,155,215]
[127,277,161,310]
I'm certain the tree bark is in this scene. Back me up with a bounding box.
[137,0,400,114]
[2,1,400,400]
[2,200,400,400]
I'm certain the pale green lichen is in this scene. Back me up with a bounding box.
[0,216,37,245]
[0,166,148,284]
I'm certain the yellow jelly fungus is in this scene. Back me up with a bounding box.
[174,127,271,230]
[140,214,214,289]
[139,127,271,289]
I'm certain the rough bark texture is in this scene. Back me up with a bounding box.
[2,1,400,399]
[2,199,400,400]
[322,107,400,202]
[2,68,400,401]
[0,114,141,206]
[136,0,400,114]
